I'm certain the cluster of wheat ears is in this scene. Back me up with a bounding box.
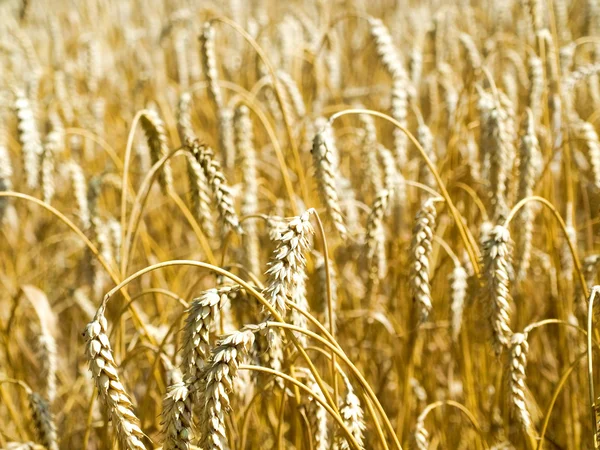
[3,0,600,448]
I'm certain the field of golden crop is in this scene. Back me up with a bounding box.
[1,0,600,448]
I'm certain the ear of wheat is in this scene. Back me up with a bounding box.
[482,225,514,354]
[410,198,437,323]
[83,311,146,449]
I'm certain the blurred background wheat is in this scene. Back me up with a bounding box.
[0,0,599,448]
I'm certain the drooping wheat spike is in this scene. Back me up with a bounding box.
[15,89,43,189]
[507,332,533,435]
[186,138,242,234]
[63,160,90,230]
[217,106,235,170]
[40,114,62,205]
[28,392,58,450]
[262,209,314,317]
[365,189,391,292]
[478,90,511,220]
[391,75,409,169]
[571,117,600,190]
[450,264,468,342]
[160,381,193,450]
[515,109,541,281]
[0,117,13,219]
[524,0,543,34]
[178,94,216,239]
[409,44,423,94]
[289,267,309,347]
[358,112,384,195]
[176,92,195,143]
[174,28,190,89]
[410,198,437,323]
[140,109,173,195]
[197,327,256,450]
[459,32,482,76]
[482,225,514,354]
[336,374,365,450]
[200,21,223,110]
[412,407,431,450]
[36,328,57,404]
[368,17,408,80]
[181,286,241,394]
[416,120,437,188]
[277,70,306,118]
[527,55,543,122]
[314,251,338,335]
[306,373,329,450]
[83,310,146,450]
[312,122,347,238]
[235,104,260,274]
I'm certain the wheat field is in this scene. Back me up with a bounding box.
[1,0,600,448]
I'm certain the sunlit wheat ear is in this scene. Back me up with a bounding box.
[305,373,329,450]
[40,114,63,205]
[186,138,242,234]
[0,118,13,219]
[515,109,541,281]
[63,160,90,230]
[391,75,408,168]
[368,16,407,79]
[276,70,306,117]
[478,90,511,220]
[507,332,533,436]
[450,264,468,342]
[358,112,384,195]
[28,392,59,450]
[174,28,190,89]
[140,109,173,195]
[314,251,338,334]
[160,381,193,450]
[197,327,256,450]
[410,198,437,324]
[416,121,437,188]
[365,188,391,292]
[312,123,347,238]
[458,32,482,75]
[235,104,260,274]
[217,106,235,169]
[176,92,194,143]
[412,407,430,450]
[527,55,543,122]
[482,225,513,355]
[83,311,146,450]
[289,267,309,347]
[571,117,600,191]
[15,89,43,189]
[200,21,223,110]
[181,286,241,394]
[262,209,314,317]
[36,328,57,404]
[337,374,365,450]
